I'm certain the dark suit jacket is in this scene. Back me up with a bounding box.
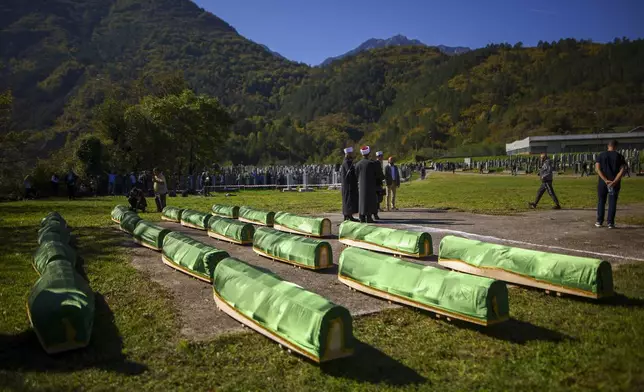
[385,165,400,187]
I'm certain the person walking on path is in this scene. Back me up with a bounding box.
[354,146,378,223]
[385,156,401,211]
[528,152,561,210]
[595,140,626,229]
[153,168,168,212]
[340,147,359,221]
[373,151,385,220]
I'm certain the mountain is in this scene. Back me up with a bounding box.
[320,34,470,66]
[0,0,308,130]
[2,0,644,168]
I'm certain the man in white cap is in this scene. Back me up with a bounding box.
[340,147,359,221]
[373,151,385,220]
[354,146,378,223]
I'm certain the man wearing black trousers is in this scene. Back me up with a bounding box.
[528,152,561,210]
[595,140,626,229]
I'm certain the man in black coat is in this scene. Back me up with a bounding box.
[355,146,378,223]
[373,151,385,220]
[340,147,359,221]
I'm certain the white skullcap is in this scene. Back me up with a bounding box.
[343,147,353,154]
[360,146,370,155]
[375,151,383,157]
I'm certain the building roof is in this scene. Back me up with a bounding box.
[506,131,644,151]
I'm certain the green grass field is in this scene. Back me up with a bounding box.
[1,173,644,391]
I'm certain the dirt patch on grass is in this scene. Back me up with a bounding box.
[126,222,397,341]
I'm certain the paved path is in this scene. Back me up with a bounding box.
[127,206,644,340]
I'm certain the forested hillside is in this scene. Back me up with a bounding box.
[1,0,644,168]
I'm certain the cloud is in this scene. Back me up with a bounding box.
[529,8,558,15]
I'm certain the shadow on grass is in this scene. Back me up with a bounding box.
[480,318,573,344]
[0,294,147,375]
[320,339,425,386]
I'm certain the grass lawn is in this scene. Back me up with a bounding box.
[1,173,644,391]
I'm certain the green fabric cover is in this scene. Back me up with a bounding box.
[33,241,77,275]
[28,260,95,354]
[162,206,184,222]
[274,212,330,236]
[180,209,212,229]
[208,217,255,243]
[38,222,71,245]
[133,220,171,249]
[339,247,509,323]
[162,232,230,281]
[239,206,275,226]
[211,204,240,219]
[110,205,130,223]
[40,212,67,228]
[119,212,142,235]
[253,227,332,269]
[339,221,433,256]
[439,235,613,295]
[213,257,353,360]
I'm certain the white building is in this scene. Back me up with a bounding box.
[506,129,644,155]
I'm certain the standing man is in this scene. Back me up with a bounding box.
[385,156,401,211]
[66,169,77,200]
[528,152,561,210]
[595,140,626,229]
[340,147,359,221]
[373,151,385,220]
[153,168,168,212]
[107,170,117,196]
[51,173,59,196]
[354,146,378,223]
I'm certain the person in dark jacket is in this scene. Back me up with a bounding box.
[385,156,401,211]
[373,151,385,220]
[528,152,561,210]
[340,147,359,221]
[595,140,626,228]
[354,146,378,223]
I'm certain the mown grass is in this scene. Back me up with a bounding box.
[1,174,644,391]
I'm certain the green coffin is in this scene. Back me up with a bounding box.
[162,232,229,282]
[212,257,354,362]
[40,212,67,228]
[212,204,240,219]
[180,209,212,230]
[274,212,332,237]
[253,227,333,269]
[208,217,255,244]
[239,206,275,226]
[132,220,171,250]
[339,221,432,258]
[438,236,614,298]
[110,205,130,224]
[27,260,95,354]
[339,247,509,325]
[119,212,142,235]
[33,241,77,275]
[38,221,71,245]
[161,206,184,223]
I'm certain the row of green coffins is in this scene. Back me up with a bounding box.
[163,205,332,237]
[29,213,95,354]
[115,207,353,362]
[163,206,334,269]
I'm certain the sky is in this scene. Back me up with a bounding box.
[194,0,644,65]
